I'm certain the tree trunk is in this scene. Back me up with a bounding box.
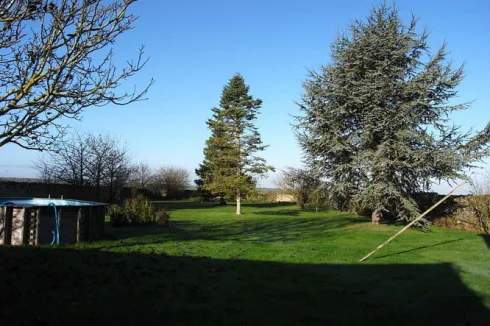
[236,190,241,215]
[372,210,382,225]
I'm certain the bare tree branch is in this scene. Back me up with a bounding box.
[0,0,154,150]
[129,162,153,190]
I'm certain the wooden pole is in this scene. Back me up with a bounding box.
[359,183,466,262]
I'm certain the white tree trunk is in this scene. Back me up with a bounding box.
[236,190,242,215]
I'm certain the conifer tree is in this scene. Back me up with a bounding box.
[295,4,490,222]
[201,74,274,214]
[194,162,214,202]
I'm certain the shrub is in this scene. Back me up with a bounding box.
[276,167,322,209]
[468,173,490,234]
[155,209,171,227]
[245,191,269,204]
[107,204,128,227]
[467,195,490,234]
[109,195,171,227]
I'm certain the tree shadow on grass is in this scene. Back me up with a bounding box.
[481,234,490,250]
[152,201,221,211]
[106,217,360,245]
[242,202,297,208]
[253,210,300,216]
[0,246,488,326]
[151,202,298,211]
[374,238,464,259]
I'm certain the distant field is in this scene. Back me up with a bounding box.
[0,202,489,325]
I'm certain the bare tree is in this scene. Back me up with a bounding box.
[35,132,89,188]
[277,167,322,209]
[35,132,133,201]
[34,157,55,183]
[0,0,153,150]
[130,162,153,190]
[94,135,132,202]
[86,133,114,200]
[104,150,132,201]
[468,173,490,234]
[154,166,190,200]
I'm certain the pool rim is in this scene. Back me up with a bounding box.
[0,197,109,207]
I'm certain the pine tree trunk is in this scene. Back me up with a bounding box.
[236,190,242,215]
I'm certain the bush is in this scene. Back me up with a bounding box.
[188,196,203,203]
[468,174,490,234]
[109,195,171,227]
[155,209,171,227]
[276,167,323,209]
[107,204,129,227]
[467,194,490,234]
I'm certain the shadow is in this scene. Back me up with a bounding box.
[242,202,297,208]
[105,216,363,245]
[151,201,222,211]
[153,202,298,211]
[481,234,490,249]
[254,210,300,216]
[414,193,470,223]
[0,246,488,325]
[374,239,464,259]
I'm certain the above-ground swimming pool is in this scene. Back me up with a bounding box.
[0,198,108,246]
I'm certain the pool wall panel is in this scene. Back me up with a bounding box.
[60,208,78,244]
[11,208,25,245]
[0,198,107,245]
[0,207,5,245]
[39,207,56,245]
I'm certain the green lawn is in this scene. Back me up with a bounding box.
[1,202,489,325]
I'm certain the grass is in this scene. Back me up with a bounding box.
[1,201,489,325]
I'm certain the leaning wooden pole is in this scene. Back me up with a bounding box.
[359,183,466,262]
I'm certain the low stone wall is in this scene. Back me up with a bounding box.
[275,194,295,203]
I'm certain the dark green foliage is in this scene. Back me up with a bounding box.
[194,162,214,201]
[107,204,128,227]
[295,4,490,221]
[200,74,274,214]
[109,195,170,227]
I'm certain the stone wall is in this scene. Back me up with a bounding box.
[275,194,295,203]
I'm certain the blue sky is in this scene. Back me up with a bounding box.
[1,0,489,192]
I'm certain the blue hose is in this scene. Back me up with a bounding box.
[49,203,60,245]
[0,201,61,245]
